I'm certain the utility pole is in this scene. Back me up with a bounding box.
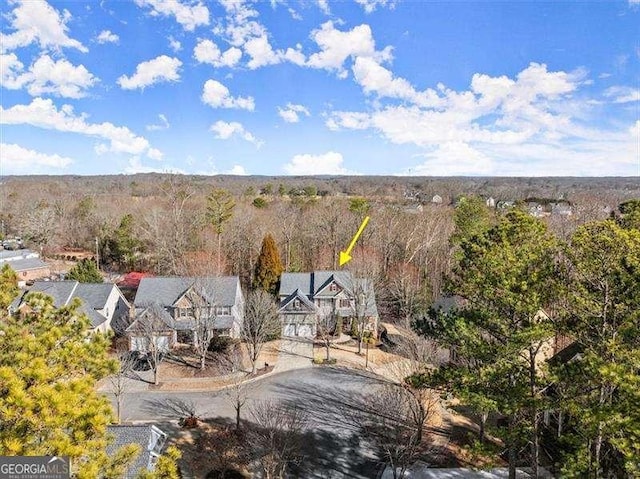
[95,237,100,270]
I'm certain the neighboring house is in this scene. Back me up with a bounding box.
[130,276,244,351]
[0,249,50,285]
[550,202,573,216]
[107,425,167,478]
[278,271,379,339]
[10,280,130,334]
[403,203,424,214]
[486,196,496,208]
[431,194,443,204]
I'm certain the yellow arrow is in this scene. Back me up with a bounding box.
[339,216,370,266]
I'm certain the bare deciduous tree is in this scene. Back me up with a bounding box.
[109,351,136,423]
[315,310,337,362]
[248,400,308,479]
[241,290,281,374]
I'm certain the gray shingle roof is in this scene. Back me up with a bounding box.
[134,276,240,308]
[279,271,378,317]
[13,280,121,328]
[3,257,49,272]
[107,425,166,478]
[0,249,38,261]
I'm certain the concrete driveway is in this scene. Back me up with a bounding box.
[274,338,314,372]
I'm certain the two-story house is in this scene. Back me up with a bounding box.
[278,271,378,338]
[10,280,130,334]
[129,276,244,352]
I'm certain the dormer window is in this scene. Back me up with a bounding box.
[294,299,301,309]
[329,283,338,292]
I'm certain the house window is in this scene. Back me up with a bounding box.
[293,299,301,309]
[177,308,189,319]
[216,306,231,315]
[329,283,338,292]
[339,299,350,308]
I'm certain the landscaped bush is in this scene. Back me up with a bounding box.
[312,358,337,365]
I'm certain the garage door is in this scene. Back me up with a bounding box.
[155,335,170,352]
[283,324,296,337]
[297,324,314,338]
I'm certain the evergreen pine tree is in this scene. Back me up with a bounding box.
[253,234,283,295]
[0,293,139,476]
[0,264,18,309]
[67,258,103,283]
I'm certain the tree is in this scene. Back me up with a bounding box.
[0,264,18,309]
[129,306,169,385]
[207,188,236,273]
[0,292,139,477]
[66,257,103,283]
[105,214,144,271]
[253,234,283,295]
[360,383,437,479]
[451,195,494,245]
[316,310,338,361]
[429,210,558,479]
[553,220,640,478]
[253,197,267,208]
[247,400,308,479]
[241,290,281,374]
[110,352,137,424]
[138,446,182,479]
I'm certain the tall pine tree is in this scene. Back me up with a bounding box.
[0,292,138,477]
[253,234,283,295]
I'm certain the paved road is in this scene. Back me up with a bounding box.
[114,366,388,479]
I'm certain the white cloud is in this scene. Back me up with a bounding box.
[193,39,242,67]
[316,0,330,14]
[306,21,393,77]
[201,79,255,110]
[210,120,262,147]
[244,34,281,69]
[134,0,209,31]
[0,143,73,174]
[328,63,583,147]
[0,98,160,158]
[604,85,640,103]
[354,0,396,13]
[1,0,87,53]
[2,54,97,98]
[124,156,184,174]
[283,151,356,175]
[146,114,170,131]
[117,55,182,90]
[277,103,310,123]
[168,36,182,52]
[228,165,248,175]
[405,143,494,176]
[96,30,119,44]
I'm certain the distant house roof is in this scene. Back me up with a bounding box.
[134,276,240,308]
[12,280,124,329]
[0,249,39,262]
[5,257,49,273]
[279,271,378,317]
[107,425,166,478]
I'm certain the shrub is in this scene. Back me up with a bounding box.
[252,197,267,208]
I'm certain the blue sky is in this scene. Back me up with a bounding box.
[1,0,638,176]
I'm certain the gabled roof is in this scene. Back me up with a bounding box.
[134,276,240,308]
[2,257,49,272]
[107,425,166,478]
[126,305,175,332]
[12,280,124,329]
[279,271,378,317]
[279,271,353,298]
[279,289,318,312]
